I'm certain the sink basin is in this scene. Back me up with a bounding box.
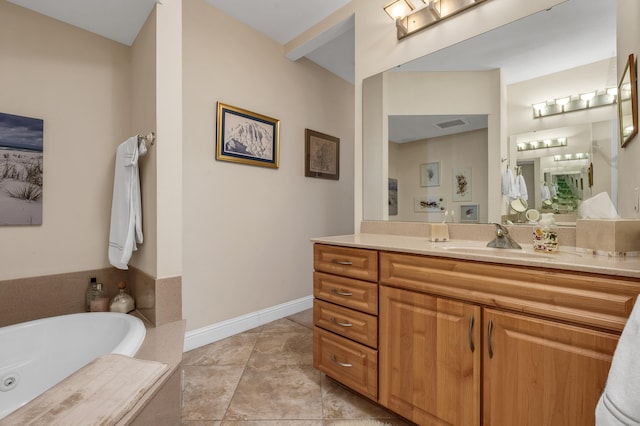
[441,246,582,260]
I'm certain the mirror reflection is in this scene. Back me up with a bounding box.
[363,0,618,226]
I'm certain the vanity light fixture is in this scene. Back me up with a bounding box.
[517,137,568,152]
[384,0,489,40]
[532,88,617,118]
[553,152,589,162]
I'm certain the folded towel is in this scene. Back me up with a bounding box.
[595,295,640,425]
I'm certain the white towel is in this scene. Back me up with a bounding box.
[502,168,518,199]
[541,185,551,201]
[108,136,147,270]
[515,174,528,201]
[596,295,640,425]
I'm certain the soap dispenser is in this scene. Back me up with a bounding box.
[86,277,100,311]
[110,281,135,314]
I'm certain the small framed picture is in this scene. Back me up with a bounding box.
[305,129,340,180]
[420,162,440,187]
[453,166,472,201]
[389,178,398,216]
[216,102,280,168]
[460,203,479,223]
[414,195,446,213]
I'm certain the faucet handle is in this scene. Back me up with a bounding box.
[493,222,508,236]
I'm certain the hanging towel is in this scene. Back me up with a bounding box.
[502,168,518,199]
[595,295,640,425]
[515,174,528,201]
[541,184,551,202]
[108,136,147,270]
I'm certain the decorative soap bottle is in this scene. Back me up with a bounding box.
[86,277,100,311]
[110,281,135,314]
[533,213,558,253]
[88,279,109,312]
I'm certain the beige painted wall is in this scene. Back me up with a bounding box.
[0,1,132,280]
[389,129,488,222]
[182,0,355,331]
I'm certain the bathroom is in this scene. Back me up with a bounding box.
[1,0,639,423]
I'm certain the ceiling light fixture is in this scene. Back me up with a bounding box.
[532,88,617,118]
[554,152,590,162]
[384,0,489,40]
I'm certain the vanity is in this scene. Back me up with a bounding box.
[312,223,640,426]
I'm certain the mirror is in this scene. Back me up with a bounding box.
[618,54,638,147]
[363,0,617,225]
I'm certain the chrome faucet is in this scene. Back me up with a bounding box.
[487,223,522,249]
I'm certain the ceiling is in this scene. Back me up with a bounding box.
[7,0,616,141]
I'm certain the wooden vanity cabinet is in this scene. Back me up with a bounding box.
[312,244,379,400]
[378,251,634,426]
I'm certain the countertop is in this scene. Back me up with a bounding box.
[312,233,640,279]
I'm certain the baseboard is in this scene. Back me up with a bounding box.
[183,295,313,352]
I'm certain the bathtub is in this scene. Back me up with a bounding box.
[0,312,146,420]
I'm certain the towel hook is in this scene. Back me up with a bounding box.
[138,132,156,146]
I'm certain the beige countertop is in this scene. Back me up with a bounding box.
[312,233,640,279]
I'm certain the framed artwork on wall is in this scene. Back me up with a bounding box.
[453,166,472,201]
[305,129,339,180]
[414,195,446,213]
[0,112,44,226]
[389,178,398,215]
[618,53,638,147]
[216,102,280,168]
[460,203,479,223]
[420,162,440,187]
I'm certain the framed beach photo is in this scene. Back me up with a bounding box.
[305,129,339,180]
[420,162,440,187]
[460,203,479,223]
[216,102,280,168]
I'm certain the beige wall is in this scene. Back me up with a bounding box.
[182,0,355,331]
[389,129,488,222]
[0,1,132,280]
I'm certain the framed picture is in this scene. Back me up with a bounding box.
[216,102,279,168]
[618,53,638,147]
[460,203,479,223]
[420,162,440,187]
[0,112,44,226]
[389,178,398,216]
[453,166,472,201]
[414,195,446,213]
[305,129,339,180]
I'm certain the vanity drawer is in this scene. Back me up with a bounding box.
[314,271,378,315]
[314,300,378,348]
[314,244,378,282]
[313,326,378,400]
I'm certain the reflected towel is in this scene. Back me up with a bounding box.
[502,168,518,199]
[515,174,528,201]
[595,296,640,425]
[108,136,147,270]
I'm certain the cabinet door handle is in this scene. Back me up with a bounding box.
[331,288,353,297]
[330,354,352,368]
[330,317,353,327]
[487,319,494,359]
[468,315,475,353]
[331,260,353,266]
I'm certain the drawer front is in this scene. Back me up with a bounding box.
[313,327,378,400]
[314,244,378,282]
[314,271,378,315]
[314,300,378,348]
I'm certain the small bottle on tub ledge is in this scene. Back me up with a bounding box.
[110,281,135,314]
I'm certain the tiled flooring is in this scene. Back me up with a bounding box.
[181,309,412,425]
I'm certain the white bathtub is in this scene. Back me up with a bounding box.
[0,312,146,420]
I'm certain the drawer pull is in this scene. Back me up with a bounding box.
[330,317,353,327]
[330,354,353,368]
[331,260,353,266]
[487,319,494,359]
[331,288,353,297]
[468,315,475,353]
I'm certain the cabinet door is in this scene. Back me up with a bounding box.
[379,286,481,425]
[483,309,618,426]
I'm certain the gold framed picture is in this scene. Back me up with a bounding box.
[216,102,280,168]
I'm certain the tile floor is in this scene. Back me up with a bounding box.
[181,309,412,425]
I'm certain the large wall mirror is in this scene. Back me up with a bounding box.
[618,53,638,147]
[363,0,618,226]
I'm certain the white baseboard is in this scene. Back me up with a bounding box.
[183,295,313,352]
